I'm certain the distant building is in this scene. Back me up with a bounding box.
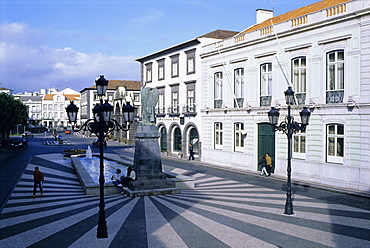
[42,88,81,128]
[0,87,13,95]
[80,79,141,142]
[17,87,81,128]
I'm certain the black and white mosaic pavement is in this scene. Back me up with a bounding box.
[0,154,369,248]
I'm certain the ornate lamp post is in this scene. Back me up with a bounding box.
[65,75,135,238]
[268,86,311,215]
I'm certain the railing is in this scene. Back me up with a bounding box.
[182,105,197,115]
[295,93,306,105]
[260,26,273,36]
[234,34,245,43]
[234,98,244,108]
[260,96,272,107]
[326,4,346,17]
[291,15,308,27]
[326,90,344,104]
[214,99,223,109]
[155,107,166,117]
[167,106,180,116]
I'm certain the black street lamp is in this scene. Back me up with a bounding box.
[268,86,311,215]
[65,75,135,238]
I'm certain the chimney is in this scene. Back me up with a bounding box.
[256,9,273,24]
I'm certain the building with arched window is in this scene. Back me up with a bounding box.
[136,30,238,159]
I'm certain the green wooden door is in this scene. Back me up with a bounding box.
[258,123,275,172]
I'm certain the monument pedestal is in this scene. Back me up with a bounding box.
[128,124,180,197]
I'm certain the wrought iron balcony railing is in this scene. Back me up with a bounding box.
[167,106,180,116]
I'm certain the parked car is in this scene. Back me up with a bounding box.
[22,131,34,138]
[9,137,28,148]
[92,138,107,148]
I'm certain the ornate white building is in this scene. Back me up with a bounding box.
[16,87,80,128]
[200,0,370,191]
[41,87,81,128]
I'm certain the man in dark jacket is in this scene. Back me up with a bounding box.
[32,166,44,198]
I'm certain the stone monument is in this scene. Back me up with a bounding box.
[128,87,180,196]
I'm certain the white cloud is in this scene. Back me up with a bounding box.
[0,22,140,93]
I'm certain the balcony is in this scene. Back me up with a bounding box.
[326,90,344,104]
[155,107,166,117]
[167,106,180,116]
[234,98,244,108]
[295,93,306,105]
[260,96,272,107]
[214,99,223,109]
[182,105,197,116]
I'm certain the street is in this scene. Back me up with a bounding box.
[0,133,369,247]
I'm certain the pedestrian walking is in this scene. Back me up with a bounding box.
[111,169,124,195]
[32,166,44,198]
[266,153,272,176]
[188,144,195,160]
[258,156,269,176]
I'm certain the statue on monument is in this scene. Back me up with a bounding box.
[141,87,159,125]
[129,86,180,196]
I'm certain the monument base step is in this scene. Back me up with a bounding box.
[125,187,180,197]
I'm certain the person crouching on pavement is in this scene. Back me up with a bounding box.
[120,167,137,197]
[32,166,44,198]
[111,169,124,195]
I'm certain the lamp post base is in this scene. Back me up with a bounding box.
[284,203,294,215]
[97,210,108,238]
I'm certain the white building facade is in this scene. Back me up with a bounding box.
[200,0,370,191]
[42,87,81,128]
[136,30,238,158]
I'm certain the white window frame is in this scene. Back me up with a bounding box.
[171,55,179,78]
[158,93,165,113]
[293,131,306,159]
[187,57,194,74]
[145,63,152,82]
[214,72,223,101]
[158,59,165,80]
[187,89,194,110]
[214,122,223,150]
[260,63,272,96]
[171,92,178,113]
[327,50,344,91]
[326,124,344,163]
[292,57,306,93]
[186,49,196,74]
[234,122,244,152]
[234,68,245,98]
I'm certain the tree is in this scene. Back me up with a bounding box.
[0,93,28,142]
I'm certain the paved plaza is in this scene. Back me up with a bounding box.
[0,153,369,248]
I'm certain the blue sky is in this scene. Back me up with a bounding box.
[1,0,319,93]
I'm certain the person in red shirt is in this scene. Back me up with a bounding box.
[32,166,44,198]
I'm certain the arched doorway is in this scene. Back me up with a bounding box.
[258,123,276,172]
[188,127,199,156]
[173,127,182,152]
[160,127,167,152]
